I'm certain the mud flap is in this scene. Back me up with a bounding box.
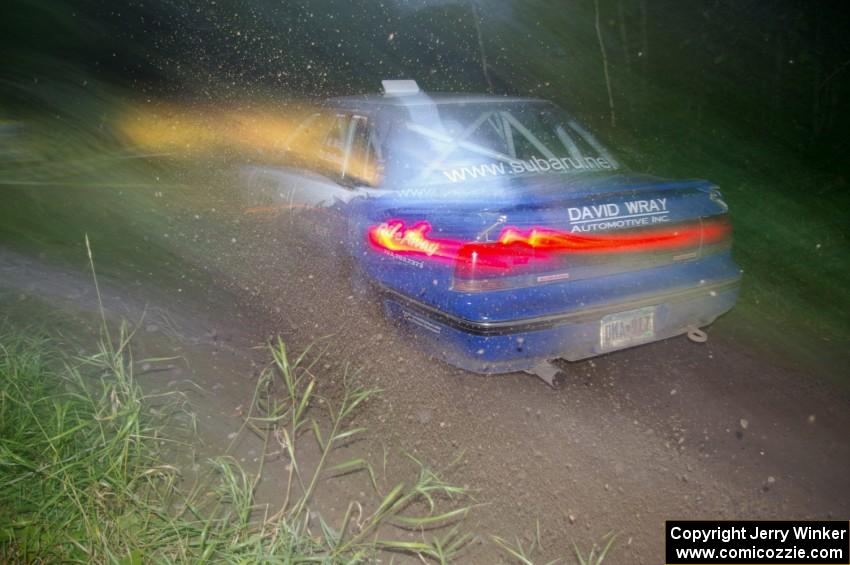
[524,360,562,387]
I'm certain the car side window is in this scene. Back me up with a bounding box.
[314,112,383,187]
[348,115,382,187]
[318,113,351,176]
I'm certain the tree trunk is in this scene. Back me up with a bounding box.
[470,1,493,93]
[638,0,650,103]
[595,0,616,128]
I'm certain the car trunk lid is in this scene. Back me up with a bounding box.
[366,174,732,292]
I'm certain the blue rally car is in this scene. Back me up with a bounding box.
[246,80,741,381]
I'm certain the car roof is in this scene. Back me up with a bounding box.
[328,93,547,110]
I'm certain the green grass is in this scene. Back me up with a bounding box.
[0,327,474,563]
[492,522,618,565]
[573,533,618,565]
[0,325,184,562]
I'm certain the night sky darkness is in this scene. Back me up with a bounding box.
[3,0,850,166]
[2,7,850,558]
[4,0,850,319]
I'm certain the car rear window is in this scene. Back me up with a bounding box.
[382,101,622,186]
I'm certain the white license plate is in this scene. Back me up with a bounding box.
[600,307,656,351]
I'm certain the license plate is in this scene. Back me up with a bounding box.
[600,306,656,351]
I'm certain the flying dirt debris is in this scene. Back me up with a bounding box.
[122,80,741,382]
[3,1,850,563]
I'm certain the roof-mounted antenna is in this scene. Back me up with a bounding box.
[381,79,420,96]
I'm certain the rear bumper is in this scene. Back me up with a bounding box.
[382,276,741,374]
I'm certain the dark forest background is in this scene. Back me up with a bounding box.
[2,0,850,352]
[3,0,850,162]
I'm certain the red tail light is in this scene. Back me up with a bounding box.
[367,217,732,292]
[452,241,551,291]
[700,214,733,246]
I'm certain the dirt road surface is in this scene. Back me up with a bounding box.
[2,170,848,563]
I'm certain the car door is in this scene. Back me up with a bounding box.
[242,108,388,256]
[291,110,389,256]
[238,111,346,210]
[237,111,361,248]
[337,113,397,261]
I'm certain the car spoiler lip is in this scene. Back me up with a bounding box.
[379,276,742,337]
[379,174,716,205]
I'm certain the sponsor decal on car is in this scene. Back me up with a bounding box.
[441,156,616,183]
[568,198,670,232]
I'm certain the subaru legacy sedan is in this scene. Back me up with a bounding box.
[244,80,741,379]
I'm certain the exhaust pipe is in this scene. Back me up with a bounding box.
[686,326,708,343]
